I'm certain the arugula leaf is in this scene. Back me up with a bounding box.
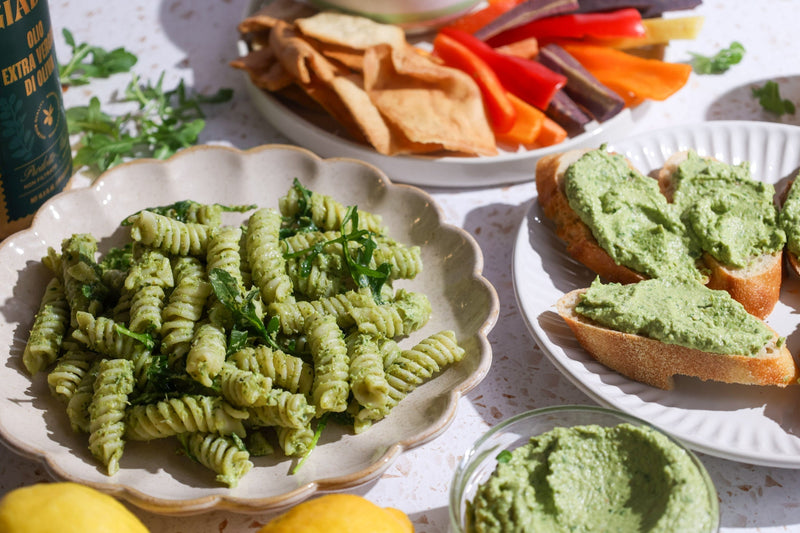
[59,29,138,87]
[292,413,328,474]
[752,81,796,116]
[690,41,745,74]
[284,205,391,303]
[113,323,155,351]
[208,268,287,353]
[280,178,319,238]
[65,73,233,176]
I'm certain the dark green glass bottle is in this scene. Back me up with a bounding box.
[0,0,72,239]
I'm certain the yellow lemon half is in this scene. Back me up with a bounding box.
[0,482,149,533]
[259,494,413,533]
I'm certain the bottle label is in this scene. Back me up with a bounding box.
[0,0,72,223]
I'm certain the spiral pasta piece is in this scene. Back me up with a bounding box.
[125,395,247,441]
[246,208,293,305]
[129,210,211,257]
[307,315,349,414]
[269,288,373,335]
[60,234,105,326]
[89,358,135,475]
[125,250,174,334]
[373,240,423,280]
[351,289,431,338]
[66,360,100,434]
[247,388,316,429]
[185,320,227,387]
[23,277,69,375]
[346,332,389,410]
[279,186,385,235]
[177,432,253,488]
[71,312,149,361]
[206,225,244,289]
[228,345,313,395]
[160,257,211,362]
[47,348,97,402]
[218,362,273,407]
[276,425,315,457]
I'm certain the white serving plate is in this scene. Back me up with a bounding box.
[238,0,645,188]
[0,144,498,514]
[513,120,800,468]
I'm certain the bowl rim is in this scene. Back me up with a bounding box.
[448,404,720,533]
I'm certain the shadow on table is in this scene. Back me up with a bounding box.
[155,0,287,147]
[706,74,800,125]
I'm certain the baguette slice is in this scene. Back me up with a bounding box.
[536,149,646,285]
[658,151,782,319]
[556,288,799,390]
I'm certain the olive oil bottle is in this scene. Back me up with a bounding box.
[0,0,72,240]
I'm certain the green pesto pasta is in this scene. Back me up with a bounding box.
[185,320,226,387]
[89,358,135,475]
[228,345,313,395]
[247,388,316,429]
[47,348,97,402]
[218,362,273,408]
[125,395,248,441]
[23,277,69,375]
[306,314,349,414]
[22,185,464,485]
[129,210,211,257]
[177,432,253,488]
[246,207,293,305]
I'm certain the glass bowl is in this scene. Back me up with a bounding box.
[449,405,719,533]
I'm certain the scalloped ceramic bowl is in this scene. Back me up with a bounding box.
[0,144,498,515]
[306,0,481,32]
[450,405,719,533]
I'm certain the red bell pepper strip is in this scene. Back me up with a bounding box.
[487,8,646,48]
[433,32,517,133]
[438,27,567,110]
[444,0,520,34]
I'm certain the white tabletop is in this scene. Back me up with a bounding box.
[3,0,800,531]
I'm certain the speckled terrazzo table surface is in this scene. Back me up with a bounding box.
[3,1,800,532]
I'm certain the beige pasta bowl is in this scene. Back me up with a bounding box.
[0,144,498,515]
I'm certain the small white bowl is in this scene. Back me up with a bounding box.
[449,405,719,533]
[306,0,481,32]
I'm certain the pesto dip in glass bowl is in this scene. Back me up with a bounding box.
[449,405,719,533]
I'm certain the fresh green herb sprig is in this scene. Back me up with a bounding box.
[208,268,286,354]
[280,179,319,239]
[752,81,796,116]
[59,30,234,177]
[283,200,391,303]
[59,29,138,87]
[690,41,745,74]
[292,413,328,474]
[66,74,233,174]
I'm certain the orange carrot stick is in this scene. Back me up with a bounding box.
[495,92,546,146]
[560,42,691,102]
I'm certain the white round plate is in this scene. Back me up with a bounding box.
[238,0,643,188]
[0,144,498,514]
[513,120,800,468]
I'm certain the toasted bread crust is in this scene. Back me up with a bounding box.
[557,289,799,390]
[535,150,646,285]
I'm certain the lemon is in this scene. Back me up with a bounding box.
[0,482,149,533]
[259,494,413,533]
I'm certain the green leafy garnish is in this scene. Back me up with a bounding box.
[133,355,215,405]
[58,29,137,87]
[690,41,745,74]
[66,73,233,176]
[284,205,391,303]
[208,268,285,353]
[496,450,513,464]
[292,413,328,474]
[99,243,134,271]
[280,179,319,238]
[113,323,155,351]
[752,81,796,115]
